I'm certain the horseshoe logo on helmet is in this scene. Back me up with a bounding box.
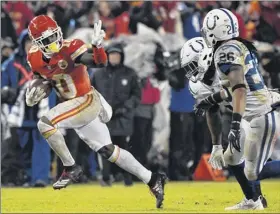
[207,15,219,30]
[189,39,204,53]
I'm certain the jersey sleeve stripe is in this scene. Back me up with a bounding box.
[70,44,88,61]
[219,8,235,34]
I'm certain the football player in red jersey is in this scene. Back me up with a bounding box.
[25,15,166,208]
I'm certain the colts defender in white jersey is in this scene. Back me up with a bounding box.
[180,37,268,210]
[200,8,280,210]
[180,37,221,102]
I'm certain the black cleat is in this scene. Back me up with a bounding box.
[261,196,268,208]
[53,165,83,190]
[149,172,167,209]
[99,179,112,187]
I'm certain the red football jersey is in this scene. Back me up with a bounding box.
[27,39,92,100]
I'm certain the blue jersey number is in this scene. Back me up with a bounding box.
[244,54,265,92]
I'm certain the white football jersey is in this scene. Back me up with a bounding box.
[214,40,272,121]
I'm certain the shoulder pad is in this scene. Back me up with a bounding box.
[65,39,88,61]
[214,40,245,75]
[215,41,243,64]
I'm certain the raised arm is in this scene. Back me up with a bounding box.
[76,46,107,67]
[75,20,107,67]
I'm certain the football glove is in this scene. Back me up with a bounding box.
[194,101,212,116]
[228,128,241,153]
[208,144,226,170]
[91,20,106,48]
[26,87,46,107]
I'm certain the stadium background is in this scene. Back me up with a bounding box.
[1,1,280,213]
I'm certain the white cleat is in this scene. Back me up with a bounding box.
[225,197,264,210]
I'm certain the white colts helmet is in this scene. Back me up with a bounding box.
[180,37,213,83]
[201,8,239,47]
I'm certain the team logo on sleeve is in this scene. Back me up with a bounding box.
[58,59,68,70]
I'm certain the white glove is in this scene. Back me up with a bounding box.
[91,20,106,48]
[208,144,226,170]
[25,87,46,107]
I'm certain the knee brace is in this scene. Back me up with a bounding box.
[98,144,120,162]
[37,116,57,139]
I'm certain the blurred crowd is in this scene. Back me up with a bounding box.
[1,1,280,187]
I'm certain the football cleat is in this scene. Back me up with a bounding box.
[149,173,167,209]
[225,196,264,210]
[53,165,83,190]
[261,196,268,208]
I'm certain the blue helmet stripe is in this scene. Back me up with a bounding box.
[219,8,235,33]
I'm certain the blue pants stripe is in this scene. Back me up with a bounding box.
[256,114,268,176]
[263,112,276,167]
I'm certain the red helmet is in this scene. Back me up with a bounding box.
[28,15,63,57]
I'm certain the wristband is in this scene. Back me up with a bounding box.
[231,113,242,129]
[204,91,224,105]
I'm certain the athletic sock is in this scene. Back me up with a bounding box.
[228,162,255,200]
[147,173,158,187]
[113,147,152,184]
[47,130,75,167]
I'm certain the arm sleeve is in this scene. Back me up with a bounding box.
[74,44,107,66]
[27,58,41,79]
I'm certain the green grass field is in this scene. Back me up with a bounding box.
[1,180,280,213]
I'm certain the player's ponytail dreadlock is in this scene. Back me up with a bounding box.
[234,37,259,59]
[214,37,259,60]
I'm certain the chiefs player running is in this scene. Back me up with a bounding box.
[26,15,166,208]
